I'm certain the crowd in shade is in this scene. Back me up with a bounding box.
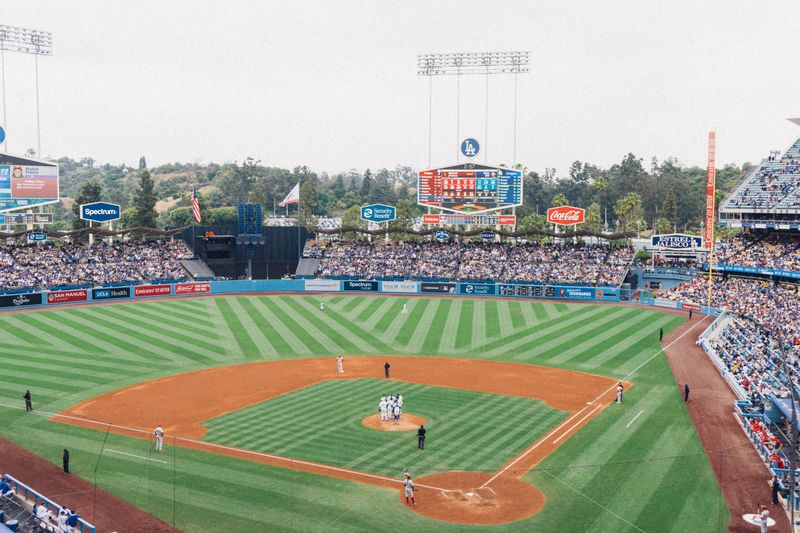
[663,276,800,402]
[313,241,634,285]
[725,136,800,209]
[0,241,191,290]
[714,234,800,271]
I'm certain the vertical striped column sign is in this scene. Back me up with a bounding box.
[705,131,717,311]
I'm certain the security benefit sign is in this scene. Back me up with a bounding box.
[360,204,396,223]
[458,283,496,296]
[651,234,703,249]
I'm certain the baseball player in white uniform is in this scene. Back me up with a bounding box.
[403,474,416,505]
[319,301,325,312]
[401,303,408,315]
[393,403,401,423]
[336,355,344,373]
[154,424,164,452]
[379,397,387,421]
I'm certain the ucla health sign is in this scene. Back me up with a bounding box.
[80,202,121,223]
[360,204,396,223]
[651,234,703,249]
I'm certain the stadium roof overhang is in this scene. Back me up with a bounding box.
[0,152,57,167]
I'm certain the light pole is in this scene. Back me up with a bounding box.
[417,51,530,165]
[0,24,53,156]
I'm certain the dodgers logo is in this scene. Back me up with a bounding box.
[461,138,480,158]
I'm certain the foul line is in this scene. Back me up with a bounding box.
[105,449,167,464]
[0,402,447,493]
[552,404,602,445]
[481,315,711,488]
[626,410,645,429]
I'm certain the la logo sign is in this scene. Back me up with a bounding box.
[80,201,121,223]
[547,206,585,226]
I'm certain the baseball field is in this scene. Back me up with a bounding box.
[0,295,728,532]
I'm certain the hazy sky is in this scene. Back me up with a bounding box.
[3,1,800,177]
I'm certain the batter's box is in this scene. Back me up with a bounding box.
[441,487,498,507]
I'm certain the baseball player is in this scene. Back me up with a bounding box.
[320,301,325,312]
[379,397,387,421]
[397,394,404,408]
[401,303,408,315]
[154,424,164,452]
[336,355,344,374]
[615,383,623,404]
[393,403,401,423]
[403,473,416,505]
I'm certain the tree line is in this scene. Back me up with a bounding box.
[55,152,748,236]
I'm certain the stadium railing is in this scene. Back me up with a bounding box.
[3,475,96,533]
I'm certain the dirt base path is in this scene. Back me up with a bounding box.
[663,315,790,533]
[0,436,175,533]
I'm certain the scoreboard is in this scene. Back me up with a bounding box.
[498,284,555,298]
[418,163,522,214]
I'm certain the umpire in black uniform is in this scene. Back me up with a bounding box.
[417,425,426,449]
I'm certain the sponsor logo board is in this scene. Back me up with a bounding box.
[654,298,679,309]
[547,206,585,226]
[343,280,378,291]
[381,281,417,293]
[80,202,122,223]
[304,279,340,292]
[420,282,456,294]
[0,292,43,308]
[360,204,396,223]
[46,290,88,304]
[682,302,701,311]
[459,283,496,296]
[175,282,211,295]
[556,287,594,299]
[651,234,703,249]
[91,287,131,300]
[134,285,172,297]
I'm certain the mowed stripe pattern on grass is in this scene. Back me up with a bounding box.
[0,295,723,532]
[202,378,568,477]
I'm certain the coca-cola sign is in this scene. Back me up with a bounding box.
[547,206,585,226]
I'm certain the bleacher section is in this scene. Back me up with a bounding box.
[719,134,800,229]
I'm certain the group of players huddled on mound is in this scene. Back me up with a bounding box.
[378,394,404,423]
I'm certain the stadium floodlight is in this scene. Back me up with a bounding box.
[417,51,530,166]
[417,51,529,76]
[0,24,53,155]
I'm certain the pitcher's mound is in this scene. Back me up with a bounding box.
[362,414,426,431]
[403,472,544,524]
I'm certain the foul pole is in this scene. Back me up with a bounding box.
[705,131,717,313]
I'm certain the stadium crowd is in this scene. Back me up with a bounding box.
[0,240,191,290]
[714,234,800,271]
[663,276,800,402]
[313,240,634,285]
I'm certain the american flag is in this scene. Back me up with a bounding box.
[191,186,201,224]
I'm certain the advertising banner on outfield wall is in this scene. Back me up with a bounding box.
[0,292,42,308]
[46,290,88,304]
[682,302,701,312]
[134,285,172,298]
[175,282,211,295]
[304,279,340,292]
[654,298,679,309]
[420,282,456,294]
[556,287,595,300]
[343,280,378,291]
[91,287,131,300]
[380,281,418,293]
[458,283,496,296]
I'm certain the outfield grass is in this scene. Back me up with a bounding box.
[0,295,728,532]
[203,378,567,477]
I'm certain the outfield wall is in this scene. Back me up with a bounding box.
[0,278,722,315]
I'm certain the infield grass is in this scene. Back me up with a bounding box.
[202,378,568,477]
[0,295,728,532]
